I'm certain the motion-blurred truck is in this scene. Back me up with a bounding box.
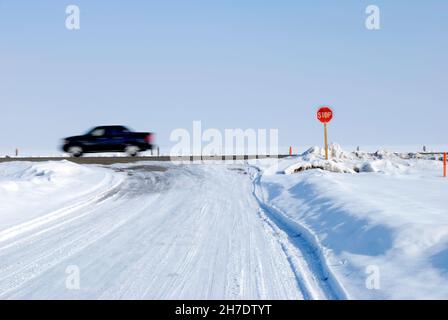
[62,125,154,157]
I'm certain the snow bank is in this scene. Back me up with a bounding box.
[256,146,448,299]
[0,161,124,233]
[1,160,91,183]
[278,144,360,175]
[276,144,431,176]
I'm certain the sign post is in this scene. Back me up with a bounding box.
[317,106,333,160]
[324,123,329,160]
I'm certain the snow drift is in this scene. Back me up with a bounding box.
[256,145,448,299]
[0,161,124,234]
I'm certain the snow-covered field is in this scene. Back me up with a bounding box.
[255,146,448,299]
[0,147,447,300]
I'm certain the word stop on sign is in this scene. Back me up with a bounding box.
[317,106,333,124]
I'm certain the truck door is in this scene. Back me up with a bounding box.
[105,127,126,151]
[85,127,109,152]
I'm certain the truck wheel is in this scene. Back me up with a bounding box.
[125,145,139,157]
[68,146,83,157]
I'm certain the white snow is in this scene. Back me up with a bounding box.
[255,145,448,299]
[0,161,124,234]
[0,161,318,299]
[1,149,447,300]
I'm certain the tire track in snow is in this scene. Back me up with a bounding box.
[250,167,348,300]
[0,172,162,298]
[0,196,160,298]
[0,172,124,245]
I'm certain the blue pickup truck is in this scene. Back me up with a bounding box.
[62,126,155,157]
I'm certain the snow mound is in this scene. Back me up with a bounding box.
[285,160,356,174]
[302,144,353,161]
[0,160,92,183]
[373,149,399,160]
[357,159,408,174]
[280,144,424,176]
[0,161,124,232]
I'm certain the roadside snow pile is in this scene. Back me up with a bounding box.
[281,144,417,175]
[358,159,408,174]
[0,160,90,183]
[257,147,448,299]
[302,144,353,160]
[283,144,359,174]
[0,161,124,232]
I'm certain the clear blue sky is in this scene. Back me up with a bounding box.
[0,1,447,153]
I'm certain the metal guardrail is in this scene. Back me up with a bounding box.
[0,154,293,165]
[0,152,445,164]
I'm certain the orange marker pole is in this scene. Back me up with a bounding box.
[444,152,447,178]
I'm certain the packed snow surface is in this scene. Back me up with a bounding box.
[0,161,335,299]
[0,146,447,300]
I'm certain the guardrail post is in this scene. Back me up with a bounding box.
[444,152,447,178]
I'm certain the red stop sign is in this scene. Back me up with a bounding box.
[317,106,333,124]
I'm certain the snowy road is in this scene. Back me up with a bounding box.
[0,163,337,300]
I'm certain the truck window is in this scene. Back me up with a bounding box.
[91,128,106,137]
[108,127,124,136]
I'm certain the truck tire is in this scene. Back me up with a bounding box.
[68,146,83,157]
[125,145,139,157]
